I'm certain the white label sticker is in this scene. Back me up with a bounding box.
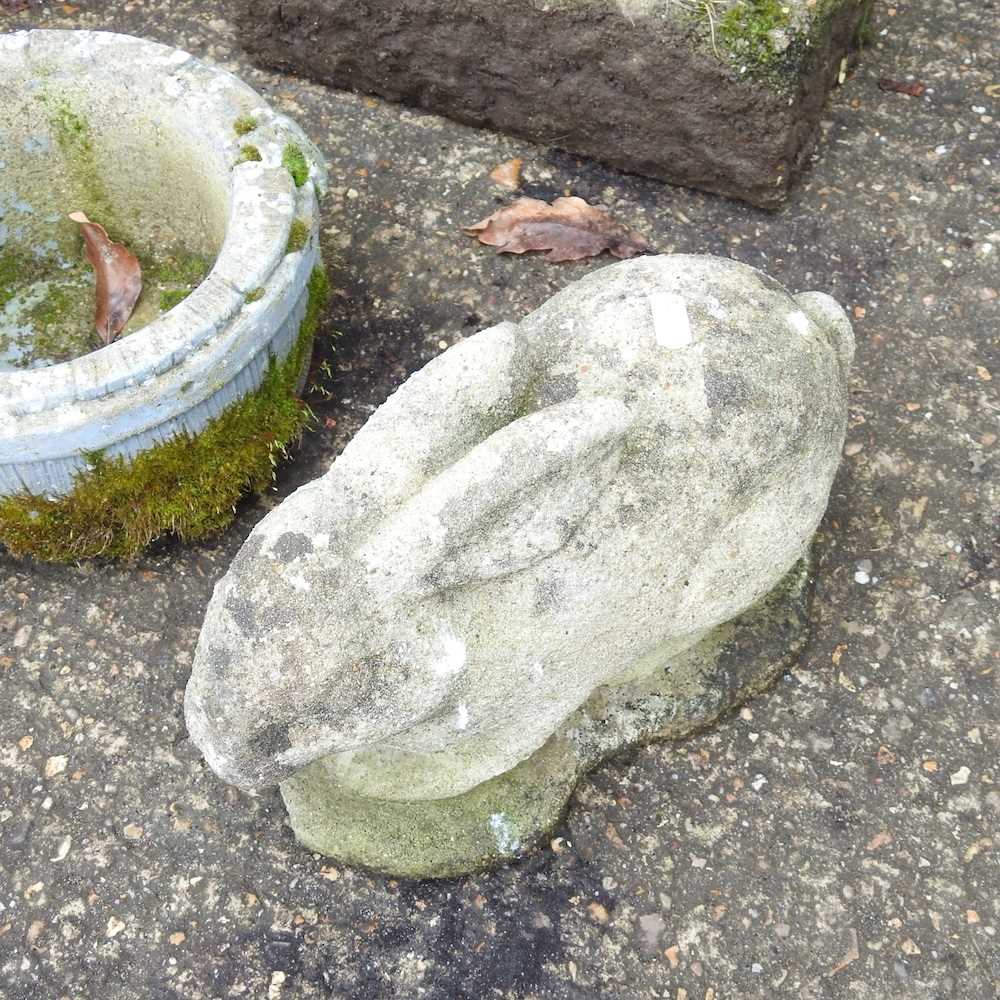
[787,311,811,336]
[650,292,693,349]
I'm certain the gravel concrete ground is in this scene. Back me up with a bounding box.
[1,1,996,998]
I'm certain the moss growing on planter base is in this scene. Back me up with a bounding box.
[0,266,331,562]
[286,219,311,254]
[282,144,310,187]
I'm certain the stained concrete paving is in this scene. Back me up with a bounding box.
[0,1,997,998]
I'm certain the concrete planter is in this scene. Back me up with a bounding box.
[0,30,327,560]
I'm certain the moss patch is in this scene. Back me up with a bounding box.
[23,280,93,355]
[245,287,266,304]
[159,288,191,312]
[239,144,263,164]
[0,252,24,310]
[286,219,311,254]
[41,95,118,236]
[234,115,259,136]
[708,0,869,88]
[144,251,211,288]
[2,245,213,371]
[719,0,789,62]
[0,266,331,562]
[282,143,310,187]
[0,256,96,368]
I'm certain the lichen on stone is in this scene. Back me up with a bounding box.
[0,266,331,562]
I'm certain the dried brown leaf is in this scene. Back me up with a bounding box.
[464,196,651,263]
[69,211,143,345]
[0,0,29,13]
[489,158,523,190]
[878,78,925,97]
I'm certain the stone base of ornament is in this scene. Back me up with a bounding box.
[280,548,815,878]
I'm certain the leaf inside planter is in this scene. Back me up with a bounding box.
[69,211,143,346]
[464,196,652,263]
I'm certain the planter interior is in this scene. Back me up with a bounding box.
[0,39,227,369]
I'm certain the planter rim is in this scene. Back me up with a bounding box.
[0,29,327,431]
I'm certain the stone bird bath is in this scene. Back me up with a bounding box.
[186,255,854,877]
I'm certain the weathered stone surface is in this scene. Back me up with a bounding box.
[235,0,872,208]
[186,254,852,874]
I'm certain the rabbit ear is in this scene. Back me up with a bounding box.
[308,322,531,526]
[359,395,634,596]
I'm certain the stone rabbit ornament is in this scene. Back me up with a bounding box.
[186,255,853,877]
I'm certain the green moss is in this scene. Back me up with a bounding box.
[41,95,117,232]
[48,99,94,156]
[0,265,331,562]
[302,266,330,341]
[1,253,97,367]
[708,0,872,90]
[0,253,22,310]
[282,143,310,187]
[239,145,263,164]
[27,282,74,328]
[245,287,266,304]
[853,0,874,45]
[234,116,259,137]
[719,0,790,64]
[286,219,311,254]
[1,248,213,370]
[144,251,211,288]
[159,288,190,312]
[22,279,95,363]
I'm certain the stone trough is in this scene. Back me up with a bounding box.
[238,0,873,208]
[0,30,327,561]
